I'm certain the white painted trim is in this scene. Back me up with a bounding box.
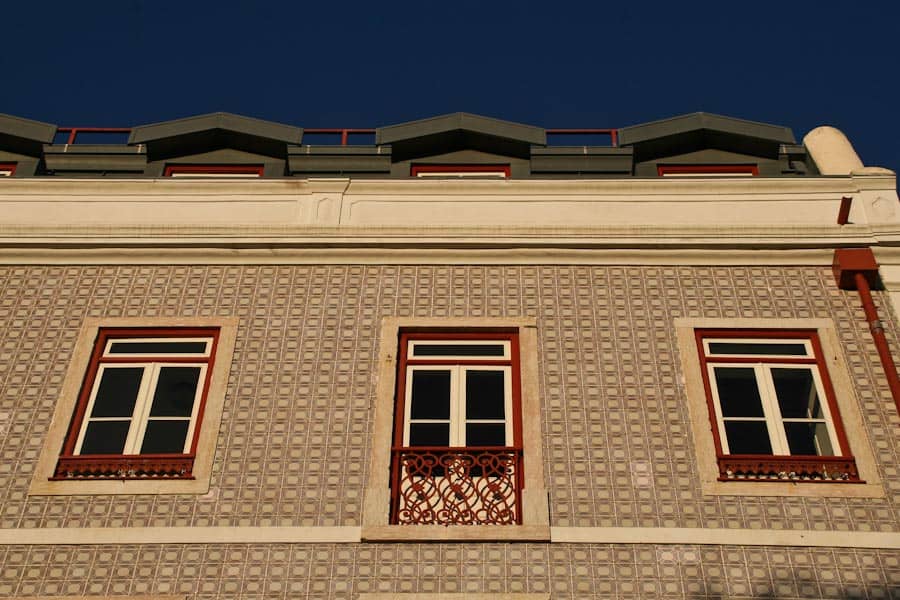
[358,592,550,600]
[0,525,894,549]
[550,527,900,549]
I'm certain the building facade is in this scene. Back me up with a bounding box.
[0,111,897,598]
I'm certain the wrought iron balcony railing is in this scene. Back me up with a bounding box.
[390,446,523,525]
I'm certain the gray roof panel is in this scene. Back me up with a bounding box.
[0,113,57,144]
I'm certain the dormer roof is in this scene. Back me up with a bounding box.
[128,112,303,160]
[618,112,796,161]
[0,113,57,156]
[376,112,545,161]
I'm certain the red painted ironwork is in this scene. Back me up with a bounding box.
[391,447,522,525]
[57,127,132,145]
[837,196,853,225]
[52,454,195,480]
[546,128,618,147]
[717,455,861,482]
[303,128,376,146]
[853,270,900,418]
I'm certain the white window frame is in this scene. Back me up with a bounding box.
[74,362,208,455]
[403,364,513,447]
[673,317,883,498]
[362,318,550,540]
[707,361,839,456]
[29,317,239,496]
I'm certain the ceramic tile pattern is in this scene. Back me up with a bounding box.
[0,265,898,597]
[0,543,897,599]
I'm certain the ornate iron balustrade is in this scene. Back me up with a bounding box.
[717,454,862,483]
[52,454,195,480]
[390,447,522,525]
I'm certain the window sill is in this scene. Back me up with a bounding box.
[717,454,863,483]
[361,524,550,542]
[52,454,195,480]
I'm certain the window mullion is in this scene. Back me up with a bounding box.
[124,364,157,454]
[402,366,414,446]
[452,366,463,446]
[759,365,790,455]
[504,366,513,447]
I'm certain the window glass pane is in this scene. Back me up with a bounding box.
[150,367,201,417]
[465,423,507,446]
[408,423,450,446]
[409,370,451,420]
[108,341,208,354]
[708,342,807,356]
[723,421,773,454]
[465,370,506,420]
[412,343,506,357]
[713,367,765,417]
[80,421,130,454]
[784,422,835,456]
[140,420,190,454]
[772,368,823,419]
[91,367,144,418]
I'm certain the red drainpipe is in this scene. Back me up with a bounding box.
[833,247,900,417]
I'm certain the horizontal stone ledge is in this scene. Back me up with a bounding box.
[550,527,900,549]
[0,247,847,266]
[0,525,896,549]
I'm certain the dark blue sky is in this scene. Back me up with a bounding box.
[4,1,899,171]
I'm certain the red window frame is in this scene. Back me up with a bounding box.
[390,330,524,524]
[0,163,17,176]
[695,328,861,483]
[410,164,511,178]
[163,164,264,177]
[657,164,758,176]
[53,327,221,480]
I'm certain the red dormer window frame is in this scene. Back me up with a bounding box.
[0,163,17,177]
[163,165,264,177]
[411,164,511,178]
[657,164,759,176]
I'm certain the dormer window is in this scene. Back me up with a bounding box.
[163,165,264,177]
[411,164,510,179]
[657,164,758,177]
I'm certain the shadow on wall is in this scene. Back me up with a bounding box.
[688,581,899,599]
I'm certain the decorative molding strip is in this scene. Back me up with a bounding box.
[359,595,550,600]
[0,175,866,196]
[550,527,900,549]
[0,525,895,549]
[0,247,850,266]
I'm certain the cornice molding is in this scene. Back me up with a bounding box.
[0,175,870,197]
